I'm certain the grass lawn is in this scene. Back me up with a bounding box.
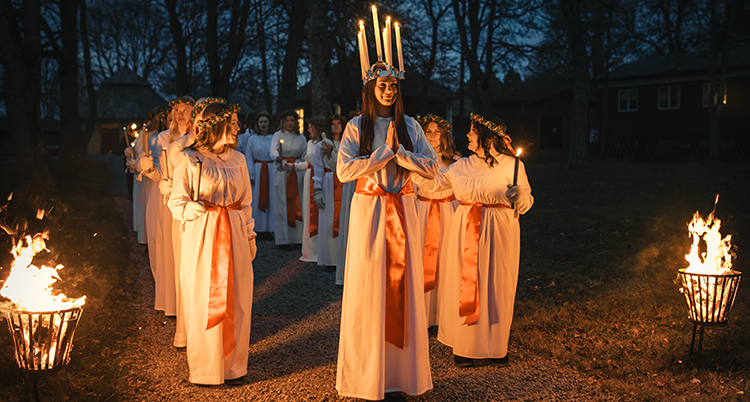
[515,160,750,401]
[0,158,748,401]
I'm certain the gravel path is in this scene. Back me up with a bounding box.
[113,196,619,401]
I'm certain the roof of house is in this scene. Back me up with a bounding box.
[604,46,750,83]
[491,74,571,104]
[90,67,167,120]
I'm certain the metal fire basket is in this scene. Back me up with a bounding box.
[2,303,84,402]
[678,269,741,355]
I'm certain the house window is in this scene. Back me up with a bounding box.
[618,89,638,112]
[702,83,727,107]
[658,85,680,110]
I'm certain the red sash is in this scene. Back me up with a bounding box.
[309,168,343,239]
[355,176,414,349]
[201,199,243,358]
[417,195,456,292]
[283,157,302,227]
[458,200,509,325]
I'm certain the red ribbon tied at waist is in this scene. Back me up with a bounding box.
[257,160,272,212]
[418,195,456,292]
[355,176,414,349]
[458,200,509,325]
[201,199,243,358]
[283,157,302,227]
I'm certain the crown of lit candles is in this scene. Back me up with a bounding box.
[357,6,405,84]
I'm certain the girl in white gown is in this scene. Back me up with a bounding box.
[315,114,345,268]
[414,114,460,328]
[300,118,325,262]
[413,113,533,368]
[168,102,256,386]
[244,112,276,234]
[336,63,438,400]
[270,110,306,246]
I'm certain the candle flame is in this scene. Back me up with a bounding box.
[130,123,137,130]
[386,16,390,22]
[516,148,522,157]
[395,22,399,28]
[372,5,377,11]
[280,139,284,144]
[360,20,364,26]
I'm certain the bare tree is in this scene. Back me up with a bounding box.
[165,0,191,95]
[307,0,332,117]
[206,0,252,98]
[276,0,307,113]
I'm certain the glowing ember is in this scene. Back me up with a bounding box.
[0,213,85,312]
[683,195,733,275]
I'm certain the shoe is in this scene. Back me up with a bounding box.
[454,354,474,368]
[224,375,246,386]
[490,355,509,367]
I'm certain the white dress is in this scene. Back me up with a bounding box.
[301,139,320,262]
[132,134,147,244]
[335,180,356,285]
[414,154,533,359]
[314,140,340,267]
[168,148,255,385]
[335,115,438,400]
[244,134,276,233]
[269,130,307,245]
[139,130,166,312]
[152,130,178,317]
[413,156,459,327]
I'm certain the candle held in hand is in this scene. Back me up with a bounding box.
[162,147,169,179]
[193,157,202,202]
[511,148,522,210]
[279,139,284,156]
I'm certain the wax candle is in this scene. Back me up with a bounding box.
[361,21,370,65]
[142,127,149,157]
[357,31,367,78]
[384,17,392,67]
[162,147,169,179]
[372,6,382,61]
[511,148,521,210]
[395,22,404,72]
[279,139,284,156]
[193,157,202,202]
[122,126,127,147]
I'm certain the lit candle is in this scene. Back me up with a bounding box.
[384,17,392,67]
[279,139,284,156]
[360,21,370,66]
[142,126,149,157]
[512,148,522,210]
[122,126,127,148]
[372,6,382,61]
[193,157,202,202]
[395,22,404,72]
[162,147,169,179]
[357,31,367,78]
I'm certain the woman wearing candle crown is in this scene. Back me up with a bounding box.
[168,102,256,386]
[335,60,438,399]
[243,112,276,235]
[414,114,461,329]
[270,109,307,247]
[413,113,533,368]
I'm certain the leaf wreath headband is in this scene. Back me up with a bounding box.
[470,113,513,151]
[192,97,227,121]
[197,104,240,134]
[168,97,195,109]
[417,114,451,135]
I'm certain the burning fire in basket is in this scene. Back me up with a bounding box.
[678,195,741,355]
[0,207,86,376]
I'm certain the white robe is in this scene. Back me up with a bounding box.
[168,148,255,385]
[413,157,459,328]
[335,180,356,285]
[269,130,307,245]
[335,115,438,400]
[314,140,340,267]
[139,130,165,312]
[131,134,147,244]
[301,139,320,262]
[244,134,276,233]
[414,154,533,359]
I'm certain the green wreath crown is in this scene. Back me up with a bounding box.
[417,114,451,135]
[168,97,196,109]
[192,97,227,120]
[197,104,240,134]
[470,113,507,137]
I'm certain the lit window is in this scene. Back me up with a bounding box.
[618,89,638,112]
[658,85,680,110]
[702,83,727,107]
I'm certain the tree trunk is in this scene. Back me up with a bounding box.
[255,0,273,112]
[307,0,331,118]
[218,0,251,98]
[0,0,51,189]
[562,0,590,167]
[80,0,97,148]
[276,0,307,113]
[59,0,85,176]
[206,0,220,96]
[165,0,190,96]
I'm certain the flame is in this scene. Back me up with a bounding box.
[516,148,522,157]
[683,195,733,275]
[1,214,86,312]
[130,123,138,130]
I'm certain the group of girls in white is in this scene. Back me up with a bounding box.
[125,64,533,398]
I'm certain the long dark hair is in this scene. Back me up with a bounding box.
[358,65,413,156]
[472,114,512,167]
[326,114,345,141]
[277,109,300,133]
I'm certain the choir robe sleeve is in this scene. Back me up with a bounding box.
[238,157,257,238]
[244,138,256,181]
[324,142,339,173]
[312,142,325,190]
[167,151,193,222]
[411,165,453,193]
[395,117,438,179]
[269,132,281,159]
[336,118,396,183]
